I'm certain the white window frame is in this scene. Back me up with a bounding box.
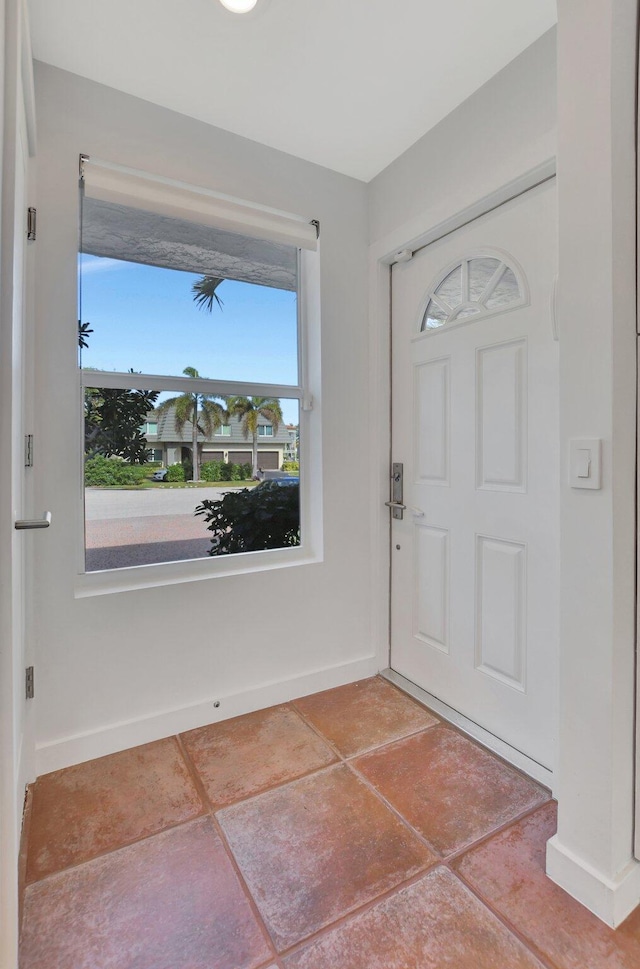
[214,425,232,437]
[258,425,274,437]
[76,163,323,597]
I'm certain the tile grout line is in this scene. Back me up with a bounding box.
[345,757,444,859]
[24,722,336,891]
[445,798,554,866]
[23,808,210,889]
[287,700,350,762]
[450,864,560,969]
[289,695,441,764]
[347,745,551,868]
[180,704,344,809]
[174,732,280,964]
[273,864,444,961]
[379,674,554,797]
[25,733,212,888]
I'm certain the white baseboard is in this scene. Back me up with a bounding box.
[546,835,640,927]
[35,655,380,776]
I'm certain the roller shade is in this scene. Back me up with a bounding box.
[80,156,319,252]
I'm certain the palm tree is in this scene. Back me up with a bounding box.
[157,367,227,481]
[227,396,283,478]
[192,275,225,311]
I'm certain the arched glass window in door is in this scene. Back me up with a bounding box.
[421,253,527,332]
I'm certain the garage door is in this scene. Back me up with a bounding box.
[256,451,279,470]
[202,451,224,463]
[228,451,252,466]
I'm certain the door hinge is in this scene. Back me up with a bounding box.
[25,666,34,700]
[24,434,33,468]
[27,207,36,242]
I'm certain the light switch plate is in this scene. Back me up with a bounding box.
[569,438,602,489]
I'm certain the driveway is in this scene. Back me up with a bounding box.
[84,485,244,520]
[84,486,244,570]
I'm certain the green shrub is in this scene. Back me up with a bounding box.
[166,463,186,482]
[84,455,147,487]
[196,481,300,555]
[200,460,253,482]
[200,460,224,481]
[282,461,299,472]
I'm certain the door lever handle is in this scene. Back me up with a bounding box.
[385,501,406,511]
[15,511,52,530]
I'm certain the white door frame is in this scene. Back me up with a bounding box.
[0,1,36,965]
[367,158,557,776]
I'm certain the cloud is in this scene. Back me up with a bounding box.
[78,256,124,275]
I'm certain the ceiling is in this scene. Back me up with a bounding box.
[27,0,557,182]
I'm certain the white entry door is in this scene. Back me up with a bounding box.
[390,180,559,771]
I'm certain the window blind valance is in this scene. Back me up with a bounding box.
[80,156,319,252]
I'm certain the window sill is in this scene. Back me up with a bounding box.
[74,544,321,598]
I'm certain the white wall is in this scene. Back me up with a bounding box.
[32,62,375,773]
[368,28,557,246]
[546,0,640,927]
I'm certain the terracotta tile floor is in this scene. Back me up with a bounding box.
[19,676,640,968]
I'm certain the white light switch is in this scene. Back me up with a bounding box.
[569,438,602,489]
[575,449,591,478]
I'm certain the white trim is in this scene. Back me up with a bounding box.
[76,548,319,598]
[35,654,379,775]
[381,669,554,791]
[81,369,302,401]
[371,158,557,267]
[368,254,392,672]
[546,835,640,928]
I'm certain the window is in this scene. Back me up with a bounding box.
[421,253,527,332]
[78,158,320,581]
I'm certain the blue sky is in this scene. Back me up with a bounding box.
[79,255,299,423]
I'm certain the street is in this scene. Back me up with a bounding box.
[84,486,244,570]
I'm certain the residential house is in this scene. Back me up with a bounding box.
[144,408,291,470]
[1,3,639,968]
[284,423,299,464]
